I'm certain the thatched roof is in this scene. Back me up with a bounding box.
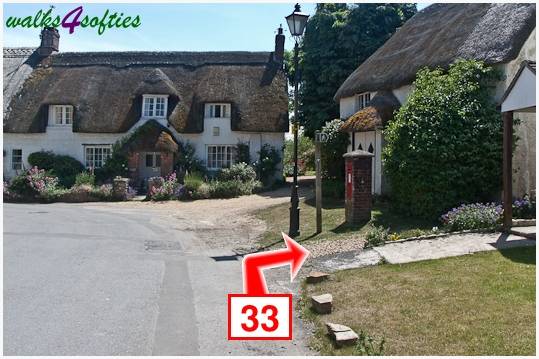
[120,120,179,153]
[3,48,40,118]
[340,91,400,132]
[335,3,536,100]
[3,50,288,133]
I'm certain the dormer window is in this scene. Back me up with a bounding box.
[142,95,168,118]
[50,105,73,126]
[356,92,371,111]
[205,103,230,119]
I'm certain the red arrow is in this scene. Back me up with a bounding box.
[242,232,310,295]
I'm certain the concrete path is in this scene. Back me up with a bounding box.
[313,231,536,272]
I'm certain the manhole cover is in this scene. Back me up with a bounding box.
[144,240,182,251]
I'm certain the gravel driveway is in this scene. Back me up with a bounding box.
[100,182,315,251]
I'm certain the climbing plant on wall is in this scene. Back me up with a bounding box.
[382,59,503,219]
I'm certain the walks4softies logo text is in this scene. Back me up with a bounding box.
[6,6,141,35]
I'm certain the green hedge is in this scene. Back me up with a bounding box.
[28,151,84,188]
[383,60,503,219]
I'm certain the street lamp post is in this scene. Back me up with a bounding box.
[285,3,309,238]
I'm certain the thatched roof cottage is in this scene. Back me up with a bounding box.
[3,26,288,185]
[335,3,536,197]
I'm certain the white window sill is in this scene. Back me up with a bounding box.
[47,125,73,130]
[141,116,167,121]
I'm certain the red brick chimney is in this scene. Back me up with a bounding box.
[274,25,285,64]
[37,27,60,56]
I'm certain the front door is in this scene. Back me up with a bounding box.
[139,152,161,179]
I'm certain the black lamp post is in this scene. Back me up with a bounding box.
[285,3,309,238]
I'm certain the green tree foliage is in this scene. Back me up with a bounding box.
[283,134,315,176]
[382,60,503,219]
[320,119,349,180]
[295,3,416,136]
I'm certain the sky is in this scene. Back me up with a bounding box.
[3,3,430,52]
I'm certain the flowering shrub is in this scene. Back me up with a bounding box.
[254,144,281,185]
[440,203,503,231]
[388,233,401,241]
[219,163,257,183]
[147,172,182,201]
[6,167,59,200]
[26,166,59,194]
[3,180,23,202]
[28,151,84,188]
[365,225,389,247]
[90,184,114,200]
[75,171,96,186]
[126,186,138,200]
[513,195,536,219]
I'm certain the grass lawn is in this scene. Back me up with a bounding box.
[301,247,536,355]
[254,197,435,249]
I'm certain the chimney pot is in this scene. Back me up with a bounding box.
[274,25,285,64]
[38,27,60,57]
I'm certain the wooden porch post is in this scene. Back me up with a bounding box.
[502,111,513,230]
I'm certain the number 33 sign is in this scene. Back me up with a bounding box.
[227,233,309,340]
[228,294,292,340]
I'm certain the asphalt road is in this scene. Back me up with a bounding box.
[3,202,309,355]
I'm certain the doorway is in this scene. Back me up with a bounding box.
[139,152,161,180]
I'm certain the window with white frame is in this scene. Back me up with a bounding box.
[84,146,112,168]
[206,145,235,169]
[205,103,231,119]
[50,105,73,126]
[12,149,22,170]
[356,92,371,111]
[142,95,168,118]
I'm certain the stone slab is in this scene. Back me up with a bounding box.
[306,271,330,284]
[334,330,359,347]
[374,232,535,265]
[311,294,332,314]
[314,249,383,272]
[326,322,352,333]
[510,226,536,239]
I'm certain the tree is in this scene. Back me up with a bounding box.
[320,119,349,180]
[382,60,503,219]
[294,3,416,137]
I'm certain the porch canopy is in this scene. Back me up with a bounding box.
[340,91,400,133]
[120,119,179,154]
[501,60,536,228]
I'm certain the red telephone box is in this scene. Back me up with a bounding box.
[343,150,374,225]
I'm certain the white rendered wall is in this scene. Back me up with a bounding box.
[501,67,535,112]
[346,129,383,194]
[339,97,356,118]
[3,116,284,180]
[3,127,121,179]
[392,85,412,105]
[496,29,536,198]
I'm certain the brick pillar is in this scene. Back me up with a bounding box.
[344,150,374,225]
[160,152,174,177]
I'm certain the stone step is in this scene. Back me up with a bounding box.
[311,293,333,314]
[306,271,330,284]
[509,226,536,239]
